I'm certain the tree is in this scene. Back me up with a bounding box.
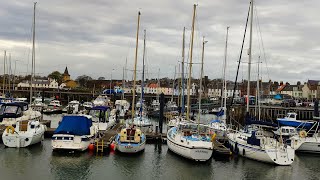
[76,75,93,88]
[48,71,63,83]
[98,77,105,80]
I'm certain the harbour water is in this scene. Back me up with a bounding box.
[0,115,320,180]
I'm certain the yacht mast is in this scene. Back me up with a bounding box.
[186,4,196,121]
[131,11,141,121]
[30,2,37,105]
[181,27,186,115]
[257,56,261,120]
[198,37,207,127]
[3,51,6,97]
[246,0,254,113]
[222,27,229,123]
[171,66,176,102]
[140,29,146,120]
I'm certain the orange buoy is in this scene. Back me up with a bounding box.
[110,142,115,151]
[88,144,95,151]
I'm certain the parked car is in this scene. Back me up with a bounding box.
[281,99,296,107]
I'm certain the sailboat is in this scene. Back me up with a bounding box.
[115,11,146,153]
[2,2,46,148]
[167,5,213,161]
[132,29,152,131]
[167,27,188,129]
[227,0,295,165]
[209,27,229,139]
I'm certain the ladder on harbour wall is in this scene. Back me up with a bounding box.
[95,140,104,153]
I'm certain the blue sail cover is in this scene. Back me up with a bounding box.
[54,116,92,136]
[90,106,110,111]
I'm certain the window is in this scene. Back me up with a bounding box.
[289,114,295,118]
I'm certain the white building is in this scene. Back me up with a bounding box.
[17,78,62,89]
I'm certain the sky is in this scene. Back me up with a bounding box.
[0,0,319,84]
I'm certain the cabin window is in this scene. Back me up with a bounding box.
[290,129,294,133]
[289,114,295,118]
[30,125,35,129]
[282,129,286,133]
[286,129,289,133]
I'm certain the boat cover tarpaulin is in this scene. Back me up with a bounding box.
[54,116,92,135]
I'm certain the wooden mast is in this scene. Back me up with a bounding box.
[186,4,196,121]
[131,11,141,121]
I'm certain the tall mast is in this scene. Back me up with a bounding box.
[186,4,196,121]
[123,57,127,100]
[131,11,141,121]
[222,27,229,122]
[3,51,6,96]
[181,27,186,115]
[257,56,261,120]
[30,2,36,105]
[171,66,176,102]
[140,29,146,120]
[157,68,160,102]
[8,53,11,95]
[246,0,254,113]
[198,37,207,126]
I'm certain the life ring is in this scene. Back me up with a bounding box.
[299,130,307,138]
[6,126,15,134]
[211,133,216,142]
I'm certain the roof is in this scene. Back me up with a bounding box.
[54,115,92,136]
[63,66,70,76]
[148,83,158,88]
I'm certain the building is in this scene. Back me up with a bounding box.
[62,66,77,89]
[17,78,60,90]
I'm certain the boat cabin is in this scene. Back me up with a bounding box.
[88,106,110,123]
[274,126,297,137]
[0,102,29,122]
[119,126,142,143]
[284,112,297,120]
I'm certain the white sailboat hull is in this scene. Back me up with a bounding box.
[116,141,146,153]
[167,127,213,161]
[167,137,213,161]
[292,137,320,153]
[2,125,45,148]
[228,133,295,165]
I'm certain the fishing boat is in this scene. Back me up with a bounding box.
[2,3,46,148]
[43,100,63,114]
[167,5,214,161]
[276,112,315,129]
[227,0,295,165]
[115,11,146,153]
[51,115,98,151]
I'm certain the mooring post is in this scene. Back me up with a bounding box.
[314,99,319,117]
[159,93,164,134]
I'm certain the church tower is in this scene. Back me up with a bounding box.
[63,66,70,82]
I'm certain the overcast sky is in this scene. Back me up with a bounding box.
[0,0,319,84]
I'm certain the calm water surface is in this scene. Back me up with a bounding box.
[0,115,319,180]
